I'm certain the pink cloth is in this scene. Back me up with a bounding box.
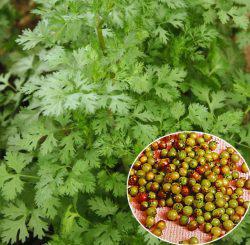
[128,133,250,244]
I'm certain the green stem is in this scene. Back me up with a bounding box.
[234,142,250,150]
[96,15,106,54]
[8,83,17,92]
[73,194,78,213]
[19,174,40,180]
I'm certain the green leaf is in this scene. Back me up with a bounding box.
[73,160,96,193]
[0,152,32,200]
[84,150,101,168]
[188,103,213,131]
[212,111,243,134]
[17,29,42,50]
[155,65,186,102]
[132,123,158,146]
[115,212,134,232]
[160,0,186,9]
[0,165,11,189]
[91,221,121,245]
[154,27,169,44]
[59,132,84,163]
[40,134,57,155]
[170,101,186,121]
[191,82,210,103]
[5,151,32,174]
[0,73,11,91]
[88,197,118,217]
[0,202,29,244]
[2,175,24,201]
[133,104,157,122]
[35,163,61,219]
[61,205,80,235]
[218,10,229,24]
[98,171,126,197]
[28,209,48,239]
[208,91,227,113]
[109,94,133,115]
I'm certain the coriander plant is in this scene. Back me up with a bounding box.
[0,0,249,244]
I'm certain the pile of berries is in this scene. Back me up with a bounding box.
[128,132,250,244]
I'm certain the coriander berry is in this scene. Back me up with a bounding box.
[152,228,162,237]
[179,215,189,226]
[211,227,221,238]
[167,209,178,221]
[145,216,155,228]
[204,212,212,221]
[196,215,205,224]
[166,197,174,207]
[189,237,199,244]
[205,202,215,212]
[223,220,234,231]
[146,207,156,216]
[183,206,193,216]
[231,154,240,163]
[174,194,183,203]
[186,138,195,146]
[235,206,245,216]
[204,223,212,233]
[245,179,250,189]
[156,220,166,230]
[140,156,147,163]
[187,220,198,231]
[229,199,238,209]
[221,213,229,222]
[211,218,220,227]
[241,162,248,173]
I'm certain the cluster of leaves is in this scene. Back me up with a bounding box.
[0,0,250,244]
[0,0,17,64]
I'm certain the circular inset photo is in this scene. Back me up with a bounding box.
[127,131,250,245]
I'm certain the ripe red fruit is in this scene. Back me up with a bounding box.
[158,141,167,149]
[181,185,190,196]
[204,164,210,171]
[159,158,170,169]
[128,175,138,185]
[196,166,205,174]
[190,171,201,181]
[137,192,148,203]
[157,190,167,199]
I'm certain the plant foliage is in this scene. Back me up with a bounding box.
[0,0,250,244]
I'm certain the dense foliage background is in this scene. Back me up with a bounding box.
[0,0,250,244]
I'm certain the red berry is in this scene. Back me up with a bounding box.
[129,175,138,185]
[181,185,190,196]
[196,166,205,174]
[157,190,167,199]
[158,141,167,149]
[137,192,148,203]
[159,158,170,170]
[190,171,201,181]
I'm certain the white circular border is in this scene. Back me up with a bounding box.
[126,131,250,245]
